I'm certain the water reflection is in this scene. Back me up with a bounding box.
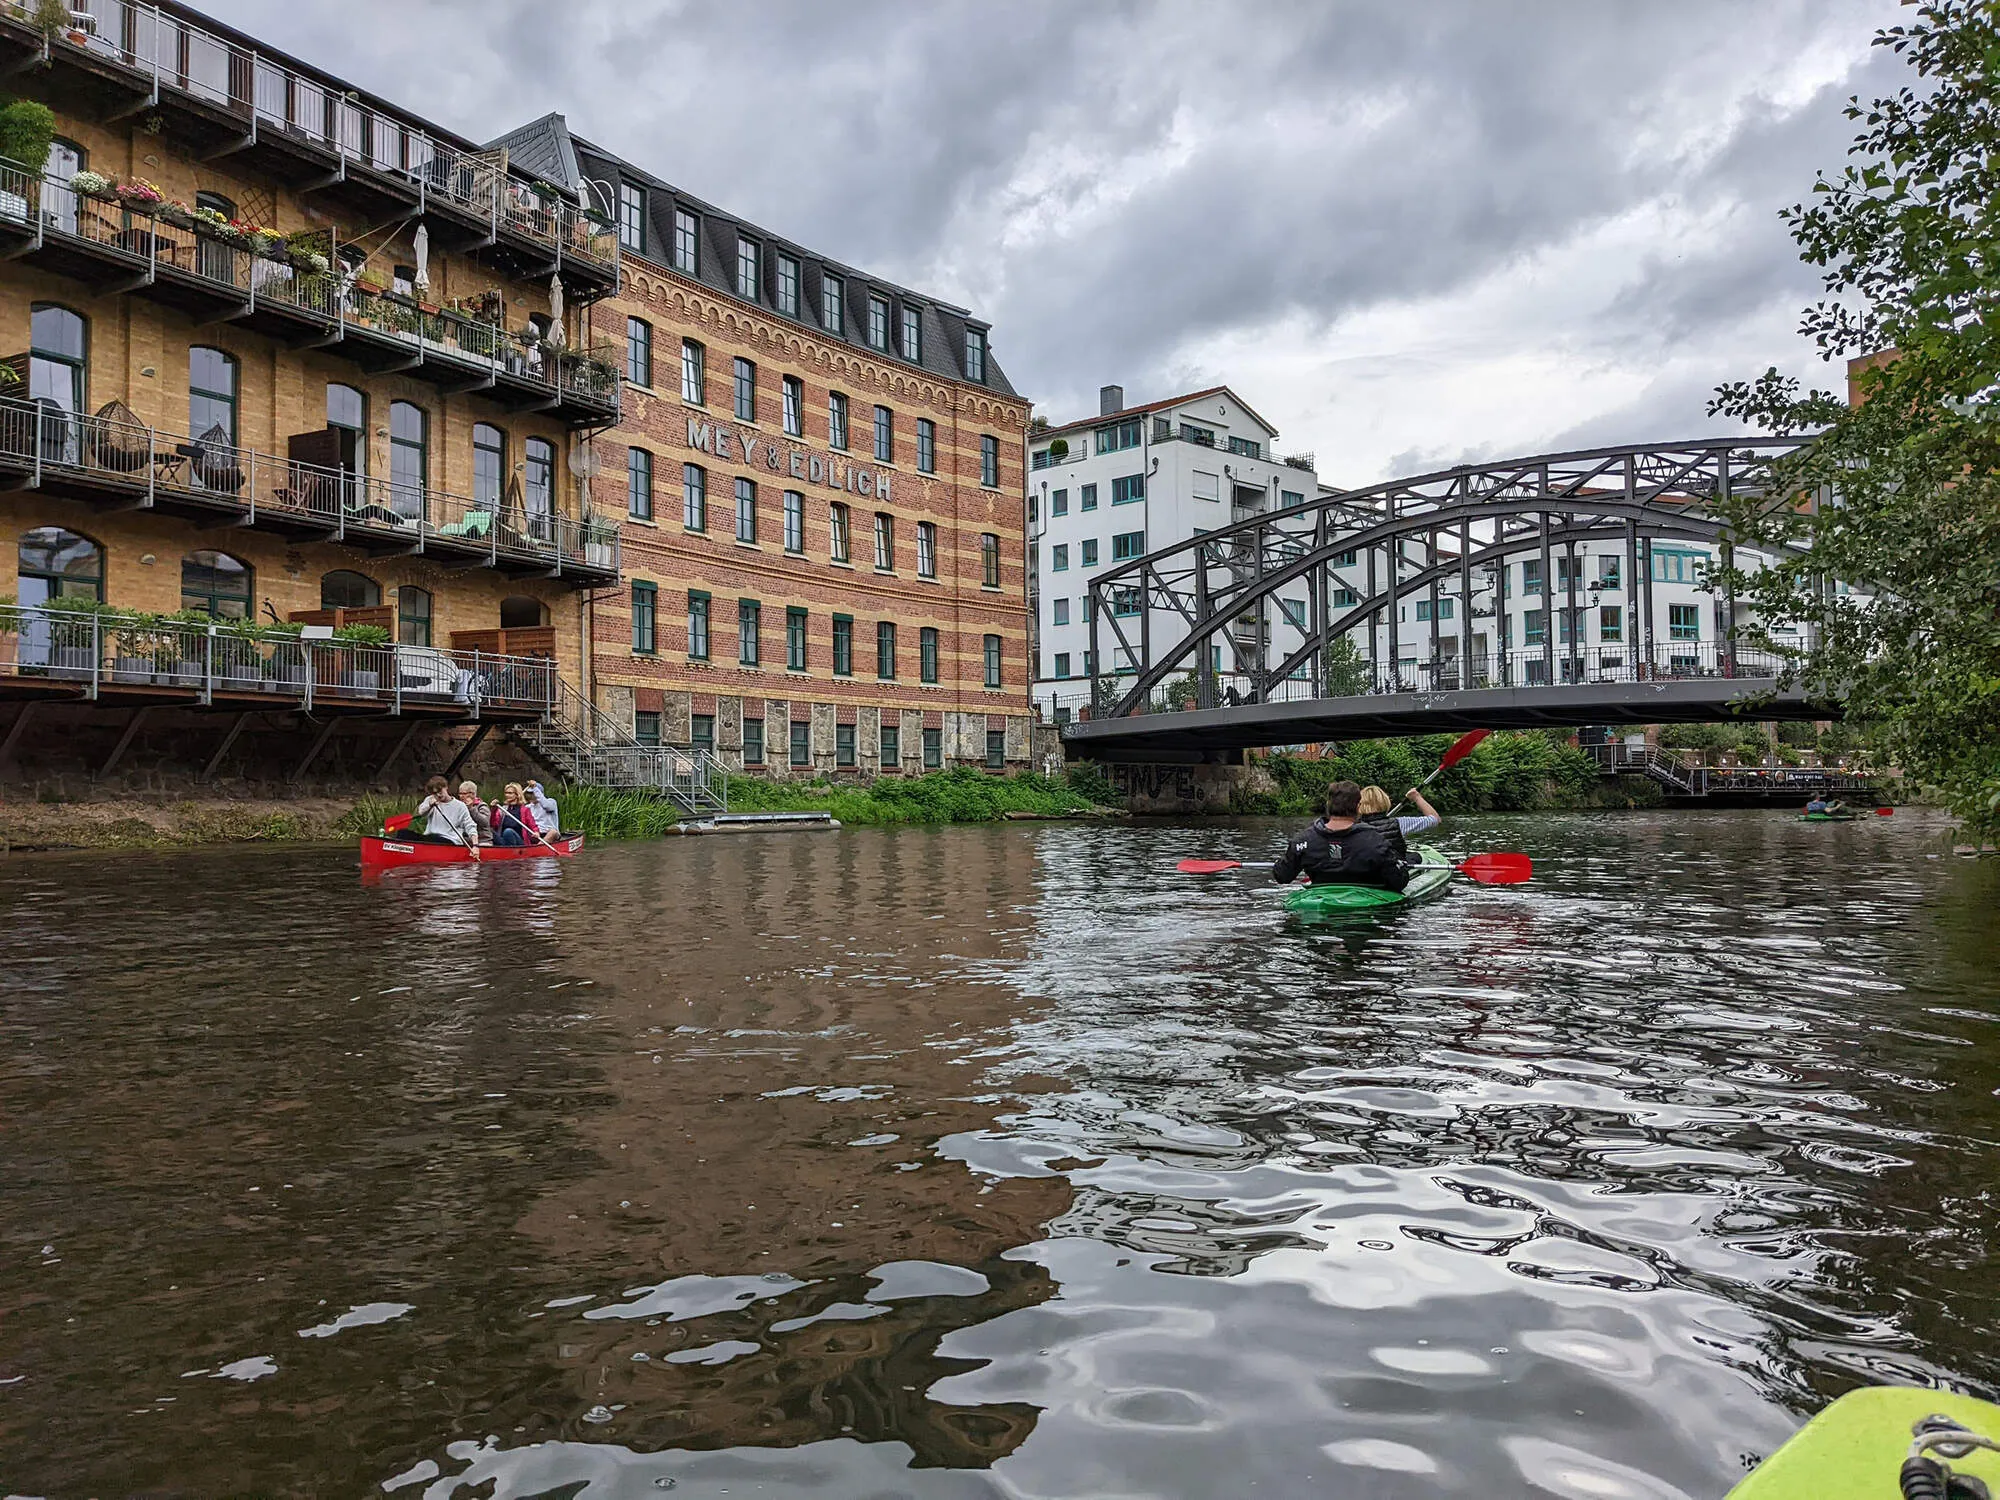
[0,813,1995,1497]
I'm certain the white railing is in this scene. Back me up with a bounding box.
[0,601,556,714]
[0,396,621,577]
[4,0,619,271]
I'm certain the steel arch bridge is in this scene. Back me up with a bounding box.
[1066,437,1827,759]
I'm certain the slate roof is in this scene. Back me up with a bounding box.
[569,135,1017,398]
[484,113,583,202]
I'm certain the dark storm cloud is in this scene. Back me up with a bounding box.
[201,0,1903,479]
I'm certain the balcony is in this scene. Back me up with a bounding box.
[0,0,619,292]
[0,163,621,424]
[0,396,621,586]
[0,601,558,720]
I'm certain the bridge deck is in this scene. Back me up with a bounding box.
[1062,677,1830,762]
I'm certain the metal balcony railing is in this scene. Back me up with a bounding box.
[2,0,619,273]
[0,396,621,578]
[0,165,621,411]
[0,601,557,714]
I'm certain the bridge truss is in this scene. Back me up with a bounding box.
[1084,437,1815,720]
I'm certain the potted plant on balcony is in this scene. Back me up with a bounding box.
[583,515,618,567]
[110,609,161,684]
[262,621,307,690]
[332,622,389,695]
[42,595,105,679]
[67,168,112,202]
[113,177,164,211]
[0,99,55,220]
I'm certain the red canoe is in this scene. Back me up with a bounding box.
[359,832,586,867]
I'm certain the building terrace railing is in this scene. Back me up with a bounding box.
[1092,641,1794,713]
[0,0,619,274]
[0,164,620,413]
[0,396,621,580]
[0,601,558,716]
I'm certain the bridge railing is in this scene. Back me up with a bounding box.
[1101,640,1794,713]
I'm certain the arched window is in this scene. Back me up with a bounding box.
[524,436,554,539]
[397,585,432,646]
[321,570,380,610]
[388,401,426,521]
[17,526,104,606]
[472,422,505,510]
[43,138,84,234]
[500,596,546,629]
[194,190,235,218]
[30,305,86,463]
[181,550,252,619]
[327,384,366,506]
[189,346,237,443]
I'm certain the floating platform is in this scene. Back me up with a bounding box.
[675,811,841,835]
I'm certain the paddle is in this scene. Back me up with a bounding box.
[384,813,413,834]
[1389,728,1491,816]
[1875,806,1895,816]
[497,802,568,858]
[1176,852,1532,885]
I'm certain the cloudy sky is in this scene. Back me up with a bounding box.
[210,0,1903,487]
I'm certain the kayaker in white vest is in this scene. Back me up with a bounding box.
[413,775,482,858]
[523,780,560,833]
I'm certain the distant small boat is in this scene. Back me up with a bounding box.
[359,833,585,868]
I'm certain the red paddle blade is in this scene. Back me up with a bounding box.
[1456,852,1532,885]
[1439,728,1491,771]
[384,813,413,833]
[1177,859,1244,874]
[1875,807,1894,816]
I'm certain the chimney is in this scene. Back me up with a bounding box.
[1099,384,1124,416]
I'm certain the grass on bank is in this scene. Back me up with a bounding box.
[339,767,1120,841]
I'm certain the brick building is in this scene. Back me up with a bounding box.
[543,120,1032,776]
[0,2,1028,795]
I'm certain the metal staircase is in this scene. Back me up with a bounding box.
[511,679,729,815]
[1586,742,1706,794]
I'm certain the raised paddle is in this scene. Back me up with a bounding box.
[1176,852,1533,885]
[1389,728,1491,815]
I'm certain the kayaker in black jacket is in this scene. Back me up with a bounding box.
[1271,780,1410,891]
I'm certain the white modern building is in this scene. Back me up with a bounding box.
[1028,384,1333,719]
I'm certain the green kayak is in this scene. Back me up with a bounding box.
[1730,1386,2000,1499]
[1799,811,1858,822]
[1283,845,1454,916]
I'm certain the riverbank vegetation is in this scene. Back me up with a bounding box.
[1232,729,1633,817]
[1706,0,2000,837]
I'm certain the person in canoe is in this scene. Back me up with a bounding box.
[457,781,494,845]
[1356,784,1441,863]
[1270,780,1409,892]
[1804,793,1846,815]
[490,783,542,848]
[523,780,560,834]
[411,775,482,858]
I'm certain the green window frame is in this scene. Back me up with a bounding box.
[627,446,653,519]
[683,463,706,531]
[836,722,857,767]
[1669,603,1701,640]
[739,598,760,665]
[743,717,765,765]
[686,591,711,660]
[1112,530,1144,561]
[790,719,811,766]
[832,614,853,676]
[876,620,896,679]
[980,434,999,487]
[916,418,936,473]
[784,489,805,553]
[630,581,656,654]
[787,606,808,670]
[985,730,1005,769]
[920,626,939,684]
[692,714,715,754]
[1080,483,1097,510]
[395,583,431,645]
[880,722,900,768]
[922,726,942,768]
[1111,473,1144,505]
[983,633,1001,688]
[981,532,1000,588]
[626,317,653,387]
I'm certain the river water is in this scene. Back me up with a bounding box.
[3,811,1997,1498]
